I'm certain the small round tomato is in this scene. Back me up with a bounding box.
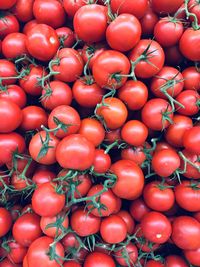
[129,198,151,222]
[180,149,200,179]
[23,20,38,34]
[172,216,200,250]
[184,247,200,267]
[26,24,59,61]
[175,90,199,116]
[121,146,147,166]
[114,243,138,267]
[183,126,200,154]
[56,27,75,48]
[12,0,34,22]
[64,261,81,267]
[0,0,16,9]
[141,211,172,244]
[140,5,159,36]
[0,208,12,237]
[151,0,183,14]
[84,252,116,267]
[116,210,135,234]
[182,66,200,91]
[145,260,164,267]
[105,128,121,144]
[93,149,111,173]
[32,169,56,185]
[63,0,86,18]
[0,85,27,108]
[100,215,127,244]
[7,241,27,264]
[165,255,188,267]
[0,60,17,86]
[0,14,19,39]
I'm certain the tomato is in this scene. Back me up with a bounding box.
[12,213,42,247]
[0,14,19,39]
[165,115,193,147]
[41,81,72,110]
[61,232,80,252]
[142,99,173,131]
[0,258,21,267]
[183,126,200,154]
[26,236,64,267]
[118,80,148,110]
[145,260,164,267]
[111,160,144,200]
[180,149,200,179]
[19,64,46,96]
[93,51,130,89]
[143,181,175,212]
[106,14,141,52]
[93,149,111,173]
[110,0,148,19]
[100,215,127,244]
[96,98,128,129]
[74,4,107,43]
[121,120,148,146]
[184,247,200,267]
[84,252,116,267]
[7,241,27,264]
[0,85,27,108]
[175,90,199,116]
[56,134,95,170]
[72,78,105,108]
[140,5,159,36]
[0,0,16,9]
[56,27,75,48]
[6,156,35,177]
[141,211,172,244]
[172,216,200,250]
[23,20,38,34]
[129,39,165,78]
[152,0,183,14]
[32,169,56,185]
[0,133,25,164]
[29,131,59,165]
[82,43,107,69]
[182,66,200,91]
[154,18,183,47]
[130,198,151,222]
[64,261,81,267]
[32,182,65,217]
[9,205,22,221]
[40,214,69,237]
[194,212,200,222]
[152,149,180,177]
[164,46,183,66]
[12,0,34,22]
[105,128,121,144]
[21,106,48,131]
[70,208,101,237]
[179,28,200,61]
[114,243,138,266]
[26,24,59,61]
[48,105,81,138]
[165,255,188,267]
[11,173,28,190]
[150,67,184,99]
[121,146,147,166]
[0,208,12,237]
[0,60,17,86]
[116,210,135,234]
[52,48,84,83]
[87,184,120,217]
[33,0,66,28]
[0,99,22,133]
[175,180,200,212]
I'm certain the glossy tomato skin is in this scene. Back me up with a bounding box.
[12,213,42,247]
[140,5,159,36]
[56,27,75,48]
[175,90,199,116]
[84,252,116,267]
[26,24,59,61]
[0,85,27,108]
[0,208,12,237]
[152,0,183,14]
[129,198,151,222]
[93,149,111,173]
[172,216,200,250]
[23,19,38,34]
[111,160,144,200]
[116,210,135,234]
[0,60,17,86]
[32,182,65,217]
[165,255,188,267]
[26,236,64,267]
[7,241,27,264]
[184,247,200,267]
[141,211,172,244]
[12,0,34,22]
[145,260,164,267]
[183,126,200,154]
[56,134,95,170]
[0,14,19,39]
[182,66,200,91]
[129,39,165,78]
[63,0,86,18]
[121,146,147,166]
[0,0,16,9]
[114,243,138,266]
[74,4,107,43]
[118,80,148,110]
[32,169,55,185]
[180,149,200,179]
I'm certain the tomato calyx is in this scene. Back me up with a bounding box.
[37,131,54,159]
[161,105,174,130]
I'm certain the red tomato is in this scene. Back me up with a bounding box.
[74,4,107,43]
[130,198,151,222]
[145,260,164,267]
[84,252,116,267]
[7,241,27,264]
[111,160,144,200]
[12,0,34,22]
[32,169,56,185]
[114,243,138,266]
[26,24,59,61]
[70,209,101,237]
[0,208,12,237]
[56,27,75,48]
[32,182,65,217]
[183,126,200,154]
[0,14,19,39]
[64,261,81,267]
[0,258,21,267]
[63,0,86,18]
[56,134,95,170]
[152,0,183,14]
[0,0,16,9]
[11,173,28,190]
[172,216,200,250]
[93,149,111,173]
[140,5,159,36]
[12,213,42,247]
[100,215,127,244]
[184,247,200,267]
[23,20,38,34]
[180,149,200,179]
[61,232,79,252]
[165,255,188,267]
[175,90,199,116]
[0,60,17,86]
[141,211,172,244]
[116,210,135,234]
[0,85,27,108]
[105,128,121,144]
[121,146,147,166]
[182,66,200,91]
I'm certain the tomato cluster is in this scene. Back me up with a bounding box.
[0,0,200,267]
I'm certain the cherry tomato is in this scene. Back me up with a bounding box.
[129,198,151,222]
[183,126,200,154]
[7,241,27,264]
[184,247,200,267]
[56,27,75,48]
[64,261,81,267]
[182,66,200,91]
[0,60,17,86]
[84,252,116,267]
[0,258,21,267]
[165,255,188,267]
[114,243,138,266]
[140,5,159,36]
[175,90,199,116]
[63,0,86,18]
[180,149,200,179]
[121,146,147,166]
[32,169,56,185]
[116,210,135,234]
[0,85,27,108]
[12,0,34,22]
[152,0,183,14]
[23,20,38,34]
[0,208,12,237]
[93,149,111,173]
[0,0,16,9]
[0,14,19,39]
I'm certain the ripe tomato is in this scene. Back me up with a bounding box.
[33,0,66,28]
[121,146,147,166]
[175,90,199,116]
[121,120,148,146]
[183,126,200,154]
[61,232,80,251]
[74,4,107,43]
[111,160,144,200]
[105,128,121,144]
[151,0,183,14]
[11,173,28,190]
[172,216,200,250]
[129,39,165,78]
[165,255,188,267]
[26,236,64,267]
[184,247,200,267]
[56,27,75,48]
[100,215,127,244]
[114,243,138,266]
[96,97,128,129]
[93,149,111,173]
[116,210,135,234]
[26,24,59,61]
[130,198,151,222]
[141,211,172,244]
[64,261,81,267]
[0,14,19,39]
[0,208,12,237]
[0,85,27,108]
[0,0,16,9]
[164,46,183,66]
[32,169,56,185]
[182,66,200,91]
[0,60,17,86]
[56,134,95,170]
[7,241,27,264]
[84,252,116,267]
[92,50,130,89]
[180,149,200,179]
[142,99,173,131]
[12,0,34,22]
[0,258,21,267]
[70,209,101,237]
[23,20,38,34]
[140,5,159,36]
[63,0,86,18]
[118,80,148,110]
[32,182,65,217]
[29,131,59,165]
[145,260,164,267]
[12,213,42,247]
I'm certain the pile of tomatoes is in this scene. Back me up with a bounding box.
[0,0,200,266]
